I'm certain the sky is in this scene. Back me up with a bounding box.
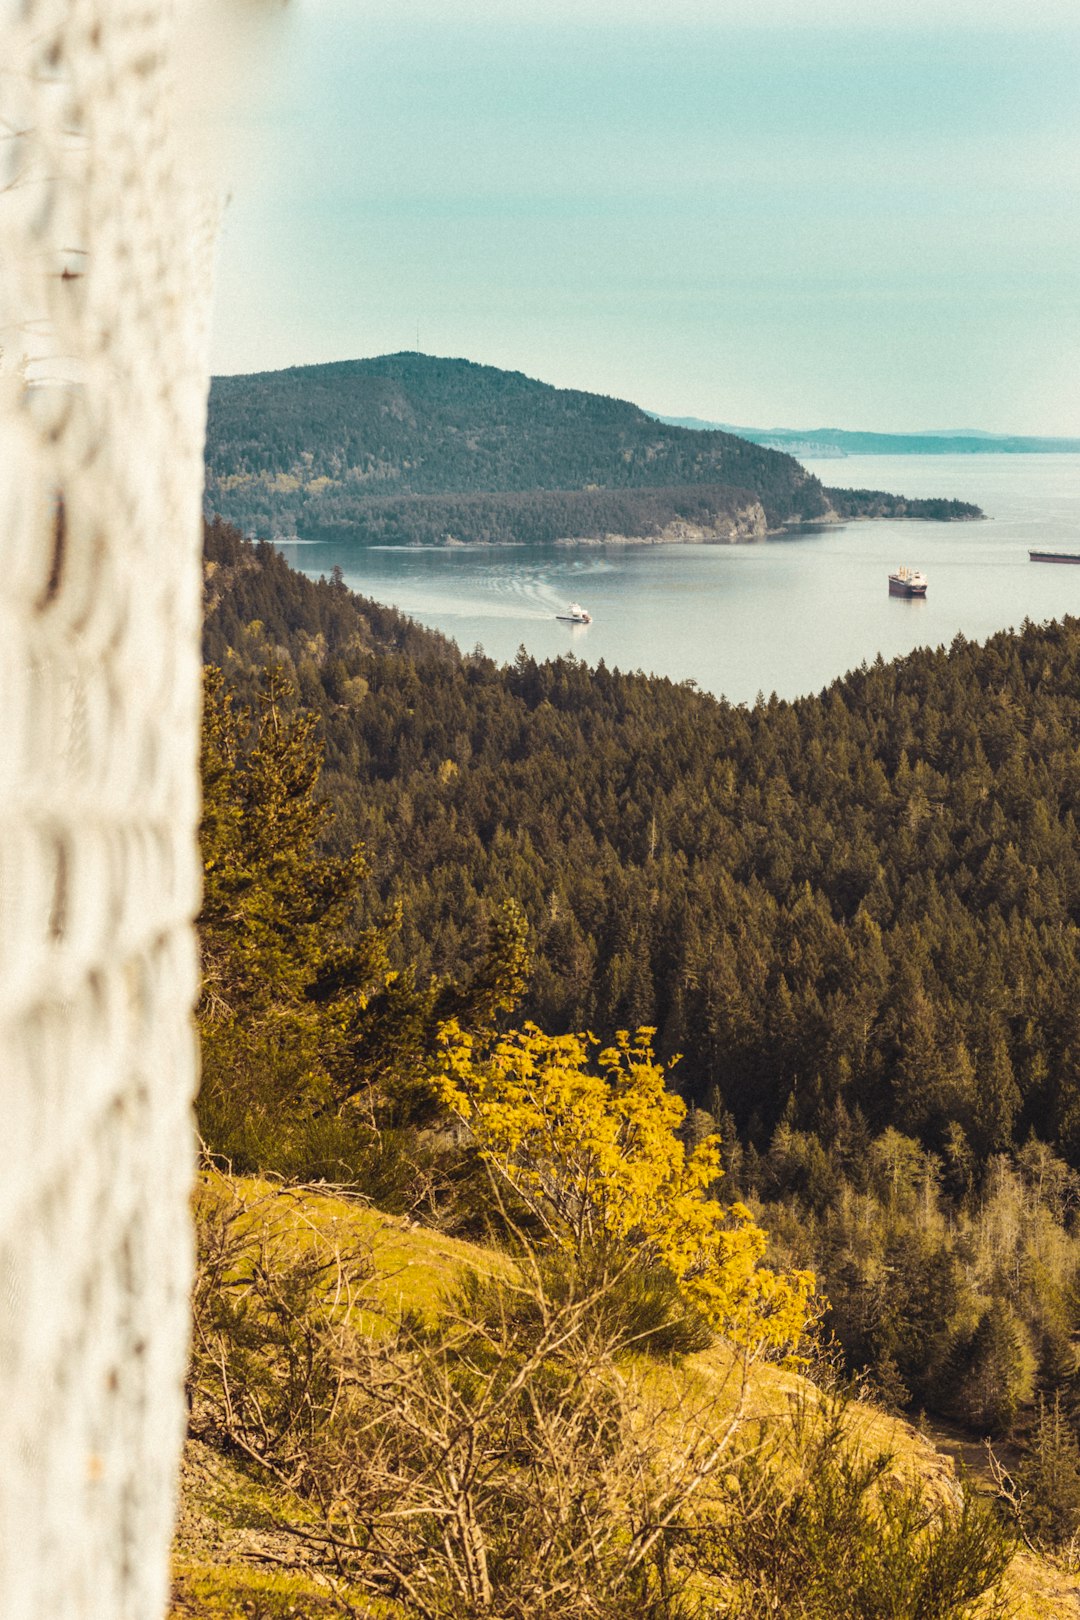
[207,0,1080,434]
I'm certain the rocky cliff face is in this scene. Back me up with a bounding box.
[648,499,770,543]
[551,499,771,545]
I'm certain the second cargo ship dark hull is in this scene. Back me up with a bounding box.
[1030,551,1080,564]
[889,577,928,597]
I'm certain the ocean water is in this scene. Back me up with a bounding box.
[276,453,1080,706]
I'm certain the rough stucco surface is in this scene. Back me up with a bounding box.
[0,4,214,1614]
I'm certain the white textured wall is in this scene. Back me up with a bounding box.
[0,4,215,1615]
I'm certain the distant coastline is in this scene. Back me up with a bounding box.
[651,415,1080,459]
[279,505,987,549]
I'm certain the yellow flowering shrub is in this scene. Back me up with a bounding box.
[437,1022,815,1355]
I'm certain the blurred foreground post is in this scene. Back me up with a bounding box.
[0,4,226,1615]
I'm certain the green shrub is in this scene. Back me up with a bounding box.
[451,1246,714,1361]
[694,1392,1013,1620]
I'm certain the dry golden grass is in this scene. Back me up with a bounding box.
[174,1173,1080,1620]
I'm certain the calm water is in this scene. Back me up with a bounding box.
[277,454,1080,706]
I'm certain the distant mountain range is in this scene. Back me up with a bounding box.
[652,417,1080,458]
[205,354,982,543]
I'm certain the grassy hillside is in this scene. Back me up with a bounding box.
[204,353,981,541]
[170,1175,1074,1620]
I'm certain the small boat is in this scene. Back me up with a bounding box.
[556,602,592,624]
[1030,550,1080,564]
[888,566,928,598]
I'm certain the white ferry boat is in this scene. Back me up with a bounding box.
[556,602,592,624]
[888,566,928,598]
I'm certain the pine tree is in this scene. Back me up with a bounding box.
[198,665,529,1178]
[1016,1394,1080,1548]
[954,1296,1034,1435]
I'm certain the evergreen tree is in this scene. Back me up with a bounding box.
[197,663,528,1194]
[954,1297,1034,1435]
[1016,1394,1080,1548]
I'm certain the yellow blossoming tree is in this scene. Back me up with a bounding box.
[437,1022,815,1356]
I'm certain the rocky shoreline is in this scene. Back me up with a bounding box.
[268,497,986,549]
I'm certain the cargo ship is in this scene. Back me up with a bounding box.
[556,603,592,624]
[888,566,928,598]
[1030,551,1080,564]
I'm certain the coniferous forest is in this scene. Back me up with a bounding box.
[201,518,1080,1453]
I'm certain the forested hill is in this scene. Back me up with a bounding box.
[204,353,981,541]
[205,519,1080,1173]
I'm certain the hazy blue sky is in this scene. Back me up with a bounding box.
[210,0,1080,433]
